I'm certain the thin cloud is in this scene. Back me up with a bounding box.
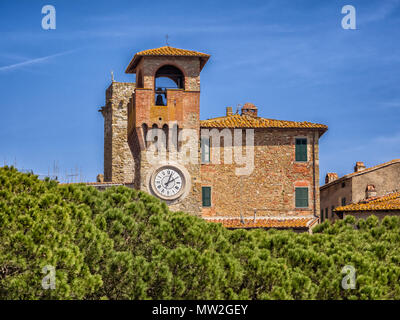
[360,0,400,24]
[0,49,77,72]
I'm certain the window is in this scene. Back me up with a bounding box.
[295,138,307,162]
[331,206,335,218]
[320,209,324,222]
[325,208,328,219]
[201,137,210,163]
[202,187,211,207]
[341,182,346,188]
[295,187,309,208]
[341,197,346,206]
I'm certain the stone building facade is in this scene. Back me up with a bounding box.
[320,159,400,221]
[99,46,328,231]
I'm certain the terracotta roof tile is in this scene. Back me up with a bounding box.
[335,191,400,212]
[200,114,327,130]
[135,46,209,58]
[204,217,317,229]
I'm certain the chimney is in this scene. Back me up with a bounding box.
[226,106,233,116]
[97,174,104,183]
[325,172,338,184]
[354,161,366,172]
[241,102,258,117]
[366,184,377,199]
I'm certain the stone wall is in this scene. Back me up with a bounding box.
[351,162,400,202]
[102,81,136,183]
[320,179,352,221]
[200,128,321,218]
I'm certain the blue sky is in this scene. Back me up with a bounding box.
[0,0,399,183]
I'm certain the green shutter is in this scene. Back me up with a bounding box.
[202,187,211,207]
[295,138,307,162]
[295,187,308,208]
[201,137,210,163]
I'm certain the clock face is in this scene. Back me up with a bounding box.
[152,166,184,199]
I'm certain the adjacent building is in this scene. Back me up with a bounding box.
[320,159,400,221]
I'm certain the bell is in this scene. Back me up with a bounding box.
[156,94,164,106]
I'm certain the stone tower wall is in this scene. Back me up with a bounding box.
[102,81,136,183]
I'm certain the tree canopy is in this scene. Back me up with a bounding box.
[1,166,400,300]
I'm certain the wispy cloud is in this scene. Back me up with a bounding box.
[381,101,400,108]
[0,49,77,72]
[374,132,400,144]
[360,0,400,24]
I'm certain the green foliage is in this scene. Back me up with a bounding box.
[1,166,400,299]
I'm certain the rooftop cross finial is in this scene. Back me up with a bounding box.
[111,70,114,82]
[165,34,169,46]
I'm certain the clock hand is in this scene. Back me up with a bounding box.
[164,173,173,187]
[166,177,177,187]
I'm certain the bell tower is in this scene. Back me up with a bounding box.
[125,46,210,215]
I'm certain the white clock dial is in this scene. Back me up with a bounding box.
[152,167,184,199]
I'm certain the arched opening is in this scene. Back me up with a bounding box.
[162,124,169,150]
[142,123,148,148]
[154,65,184,106]
[136,69,144,88]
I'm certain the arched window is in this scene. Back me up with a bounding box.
[154,65,184,106]
[142,123,148,148]
[136,70,144,88]
[162,124,169,150]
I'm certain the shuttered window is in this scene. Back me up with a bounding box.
[202,187,211,207]
[295,187,309,208]
[295,138,307,162]
[201,137,210,163]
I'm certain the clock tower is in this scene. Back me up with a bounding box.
[125,46,210,215]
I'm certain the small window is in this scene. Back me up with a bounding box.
[295,138,307,162]
[201,137,210,163]
[320,209,324,222]
[325,208,328,219]
[341,182,346,188]
[295,187,309,208]
[202,187,211,207]
[341,197,346,206]
[331,206,335,218]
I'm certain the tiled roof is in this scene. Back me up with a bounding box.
[204,217,318,229]
[135,46,209,57]
[321,159,400,190]
[59,182,127,186]
[335,192,400,212]
[200,114,328,130]
[126,46,210,73]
